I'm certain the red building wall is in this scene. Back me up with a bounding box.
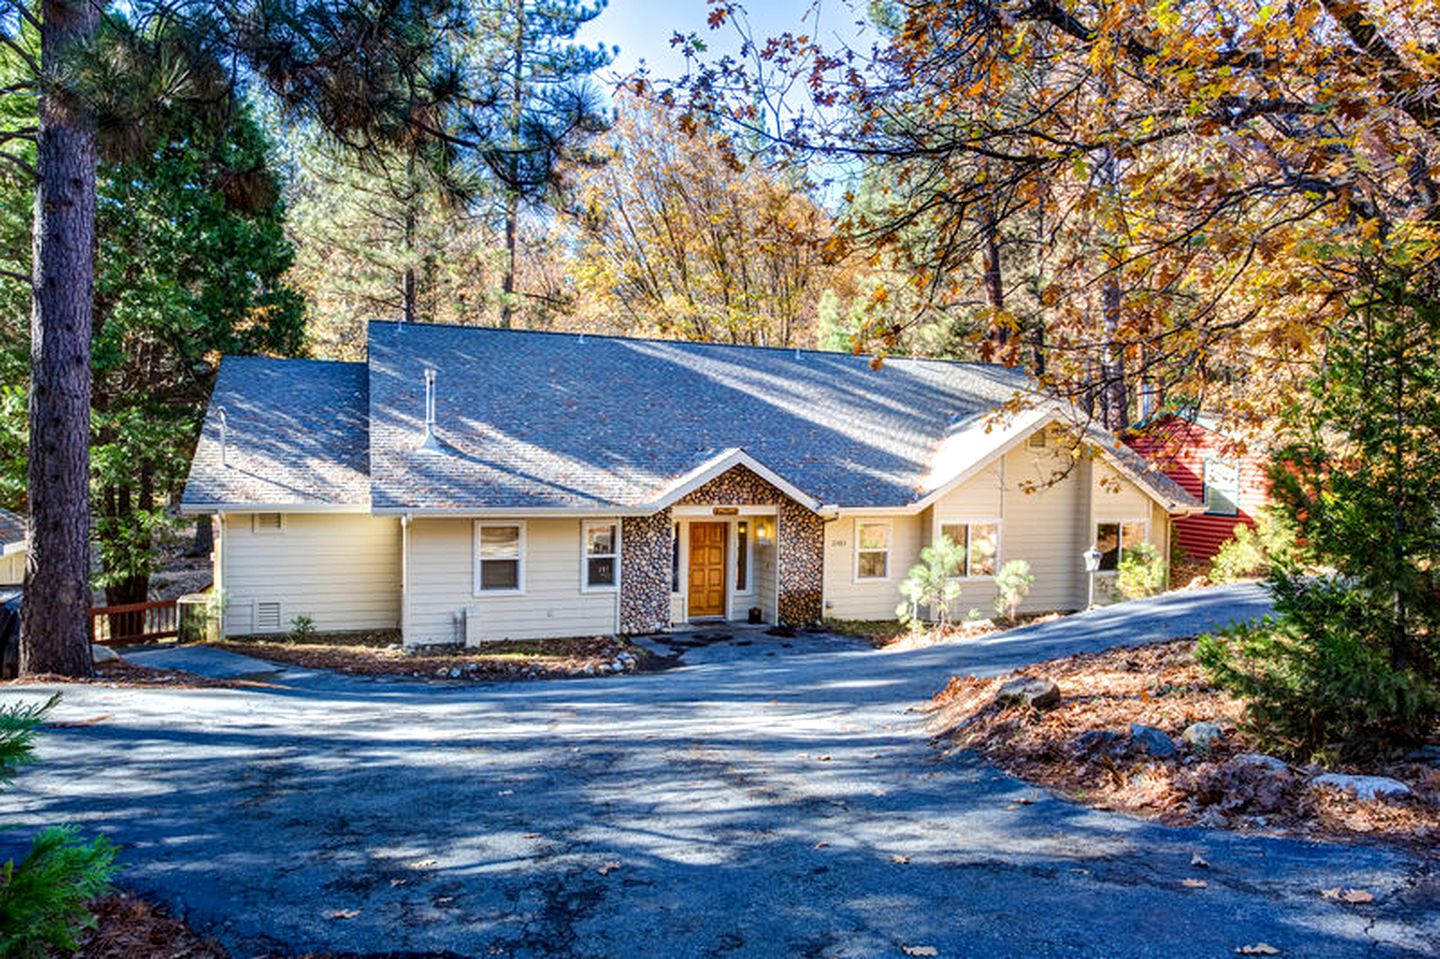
[1123,417,1272,562]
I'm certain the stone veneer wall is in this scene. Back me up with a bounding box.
[673,464,825,628]
[777,501,824,625]
[620,508,673,635]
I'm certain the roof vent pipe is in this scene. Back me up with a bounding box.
[217,407,229,468]
[417,368,442,453]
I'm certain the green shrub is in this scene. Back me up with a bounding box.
[1197,575,1440,763]
[0,696,116,958]
[896,536,966,632]
[993,559,1034,622]
[1114,542,1167,600]
[288,614,316,641]
[1209,507,1300,584]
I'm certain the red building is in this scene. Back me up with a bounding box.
[1123,414,1273,563]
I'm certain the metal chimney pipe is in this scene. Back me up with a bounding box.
[218,407,228,468]
[417,368,441,453]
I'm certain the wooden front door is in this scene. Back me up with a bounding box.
[687,522,728,618]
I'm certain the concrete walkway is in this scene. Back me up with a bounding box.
[3,584,1435,957]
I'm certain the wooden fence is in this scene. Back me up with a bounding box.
[89,599,179,645]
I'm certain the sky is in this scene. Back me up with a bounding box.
[576,0,875,88]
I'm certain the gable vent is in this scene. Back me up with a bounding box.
[1027,430,1047,449]
[252,512,284,533]
[255,601,282,632]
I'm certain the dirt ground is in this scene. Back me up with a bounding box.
[930,639,1440,852]
[827,611,1067,650]
[209,632,640,681]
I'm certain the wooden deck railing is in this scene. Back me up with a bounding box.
[89,599,179,645]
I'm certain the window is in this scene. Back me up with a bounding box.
[940,522,1000,577]
[672,523,681,592]
[475,523,523,593]
[1095,521,1147,572]
[735,520,749,591]
[856,521,891,580]
[1204,458,1240,517]
[252,512,284,534]
[583,522,618,590]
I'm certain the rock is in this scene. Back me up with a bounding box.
[1073,729,1120,755]
[91,644,121,664]
[1182,721,1224,753]
[1403,745,1440,768]
[1130,723,1178,759]
[435,667,448,678]
[996,677,1061,709]
[1310,773,1411,801]
[1229,752,1290,774]
[1195,808,1229,829]
[583,664,595,676]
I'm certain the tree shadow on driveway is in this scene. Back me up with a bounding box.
[3,584,1435,957]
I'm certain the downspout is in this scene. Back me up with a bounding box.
[215,511,227,637]
[401,514,411,644]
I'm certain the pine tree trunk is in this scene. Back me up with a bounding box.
[500,190,518,328]
[498,0,524,330]
[21,0,99,678]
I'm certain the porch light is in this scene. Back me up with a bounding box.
[755,519,773,546]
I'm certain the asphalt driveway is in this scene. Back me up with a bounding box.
[3,584,1436,958]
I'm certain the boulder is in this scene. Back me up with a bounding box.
[91,644,121,664]
[1130,723,1178,759]
[1181,721,1224,753]
[1229,752,1290,775]
[1073,729,1121,755]
[1310,773,1411,801]
[996,677,1061,709]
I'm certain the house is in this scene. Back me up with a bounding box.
[0,508,25,586]
[180,322,1203,644]
[1123,412,1273,564]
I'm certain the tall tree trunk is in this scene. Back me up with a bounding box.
[500,189,518,328]
[1100,272,1129,430]
[498,0,524,329]
[21,0,100,678]
[402,152,419,324]
[981,189,1007,353]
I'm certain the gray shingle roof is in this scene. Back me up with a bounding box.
[366,322,1037,510]
[0,507,25,546]
[182,357,370,508]
[183,323,1201,513]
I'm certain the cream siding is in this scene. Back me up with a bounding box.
[755,537,778,623]
[219,513,401,636]
[822,513,922,620]
[823,438,1173,621]
[0,548,23,586]
[406,517,619,644]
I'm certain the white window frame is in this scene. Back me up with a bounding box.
[853,520,893,582]
[252,512,285,534]
[1094,518,1148,574]
[580,519,621,593]
[473,521,526,596]
[938,519,1003,579]
[1203,458,1241,517]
